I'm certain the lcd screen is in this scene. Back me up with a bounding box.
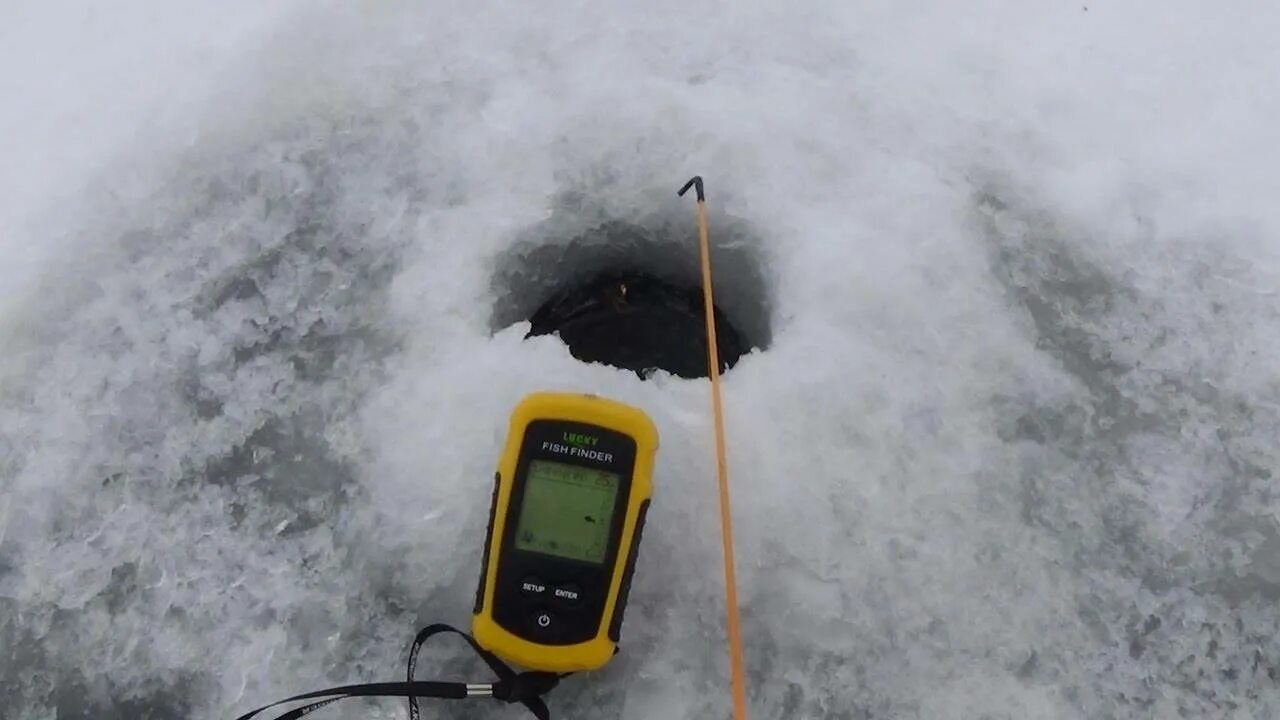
[513,460,621,564]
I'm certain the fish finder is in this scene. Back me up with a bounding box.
[472,391,658,673]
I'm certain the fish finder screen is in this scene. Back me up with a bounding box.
[514,460,621,564]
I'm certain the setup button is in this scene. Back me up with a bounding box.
[520,577,547,596]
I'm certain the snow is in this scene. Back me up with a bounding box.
[2,2,1279,718]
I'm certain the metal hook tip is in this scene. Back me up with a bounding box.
[678,176,705,202]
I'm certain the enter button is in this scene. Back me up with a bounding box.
[552,584,581,604]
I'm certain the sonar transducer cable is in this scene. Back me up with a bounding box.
[678,175,749,720]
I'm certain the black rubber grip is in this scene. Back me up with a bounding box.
[608,499,650,643]
[473,472,502,614]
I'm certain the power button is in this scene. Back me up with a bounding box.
[530,609,556,636]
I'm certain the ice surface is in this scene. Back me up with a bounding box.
[2,2,1279,719]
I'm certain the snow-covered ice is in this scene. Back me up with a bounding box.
[2,2,1278,718]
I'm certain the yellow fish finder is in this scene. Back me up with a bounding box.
[473,391,658,673]
[234,392,658,720]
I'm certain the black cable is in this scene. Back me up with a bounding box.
[233,624,568,720]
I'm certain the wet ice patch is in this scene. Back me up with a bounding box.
[977,188,1280,715]
[0,101,426,717]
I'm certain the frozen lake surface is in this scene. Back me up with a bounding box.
[2,3,1278,718]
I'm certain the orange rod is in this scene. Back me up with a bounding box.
[693,195,749,720]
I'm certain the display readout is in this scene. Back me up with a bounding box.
[513,460,621,564]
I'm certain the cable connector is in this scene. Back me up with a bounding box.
[493,672,562,705]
